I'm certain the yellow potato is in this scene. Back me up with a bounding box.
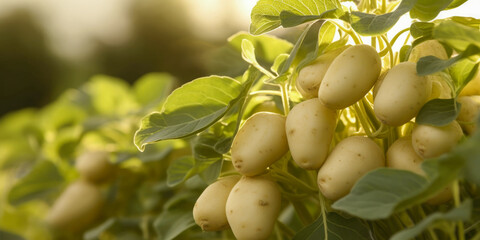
[193,175,241,231]
[457,96,480,135]
[226,175,281,240]
[318,44,381,109]
[286,98,337,169]
[386,137,423,176]
[460,69,480,96]
[374,62,431,126]
[231,112,288,176]
[76,151,116,184]
[317,136,385,201]
[46,180,103,232]
[412,121,463,159]
[408,40,448,63]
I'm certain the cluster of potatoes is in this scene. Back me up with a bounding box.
[193,40,480,239]
[46,151,116,232]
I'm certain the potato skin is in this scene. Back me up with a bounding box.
[231,112,288,176]
[407,40,448,63]
[412,121,463,159]
[286,98,337,169]
[46,180,103,232]
[457,96,480,135]
[460,69,480,96]
[226,175,281,240]
[374,62,431,126]
[193,175,241,231]
[76,151,115,184]
[318,44,381,109]
[317,136,385,201]
[296,47,346,99]
[386,137,423,176]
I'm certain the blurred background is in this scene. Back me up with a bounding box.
[0,0,259,117]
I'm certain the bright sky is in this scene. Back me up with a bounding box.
[0,0,477,59]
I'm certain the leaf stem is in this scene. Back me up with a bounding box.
[418,205,439,240]
[249,90,283,97]
[319,194,329,240]
[379,35,395,68]
[330,20,362,45]
[389,28,410,49]
[280,81,290,115]
[453,180,465,240]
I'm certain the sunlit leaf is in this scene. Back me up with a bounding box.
[399,45,412,62]
[134,76,243,151]
[133,73,176,107]
[410,0,454,21]
[433,21,480,52]
[446,0,468,9]
[250,0,342,35]
[279,8,340,28]
[241,39,275,77]
[410,22,434,39]
[416,44,480,76]
[85,75,138,115]
[450,60,479,95]
[292,212,370,240]
[228,32,293,63]
[415,98,461,127]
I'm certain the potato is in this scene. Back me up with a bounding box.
[412,121,463,159]
[386,137,423,175]
[408,40,448,63]
[456,96,480,135]
[231,112,288,176]
[286,98,337,169]
[317,136,385,201]
[226,175,281,240]
[318,44,381,109]
[460,68,480,96]
[76,151,116,184]
[193,175,241,231]
[428,74,452,100]
[374,62,431,126]
[46,180,103,232]
[296,47,346,99]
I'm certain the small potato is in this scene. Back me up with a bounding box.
[296,47,346,99]
[226,175,281,240]
[318,44,381,109]
[408,40,448,63]
[374,62,431,126]
[412,121,463,159]
[286,98,337,169]
[76,151,116,184]
[46,180,103,232]
[231,112,288,176]
[460,69,480,96]
[193,175,241,231]
[386,137,423,176]
[317,136,384,201]
[457,96,480,135]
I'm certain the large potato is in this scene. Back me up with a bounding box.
[412,121,463,159]
[231,112,288,176]
[76,151,116,184]
[296,47,347,99]
[386,137,423,175]
[408,40,448,63]
[193,175,241,231]
[286,98,337,169]
[457,96,480,135]
[374,62,431,126]
[317,136,384,201]
[226,175,281,240]
[46,180,103,232]
[460,69,480,96]
[318,44,381,109]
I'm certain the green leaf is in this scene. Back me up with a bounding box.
[85,75,138,115]
[292,212,370,240]
[459,117,480,185]
[391,200,472,240]
[446,0,468,9]
[416,44,480,76]
[279,9,340,28]
[191,133,223,161]
[415,98,461,127]
[166,156,196,187]
[410,0,454,21]
[133,73,176,107]
[433,21,480,52]
[449,16,480,28]
[84,219,116,240]
[153,210,195,240]
[410,22,434,39]
[241,39,275,77]
[399,45,412,62]
[450,60,479,95]
[134,76,243,151]
[297,21,337,71]
[8,161,64,205]
[228,32,293,63]
[0,230,25,240]
[199,159,223,185]
[250,0,342,35]
[271,54,290,75]
[349,0,416,36]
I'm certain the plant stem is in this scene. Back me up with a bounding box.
[330,20,362,45]
[418,205,439,240]
[453,180,465,240]
[389,28,410,48]
[292,201,314,225]
[249,90,283,97]
[379,35,395,68]
[319,194,329,240]
[280,82,290,115]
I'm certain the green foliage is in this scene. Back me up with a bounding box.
[410,0,455,21]
[292,212,370,239]
[416,98,462,127]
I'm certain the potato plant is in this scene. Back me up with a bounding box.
[2,0,480,240]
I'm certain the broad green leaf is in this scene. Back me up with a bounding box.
[416,44,480,76]
[250,0,342,35]
[410,22,434,39]
[241,39,275,77]
[391,200,472,240]
[399,45,412,62]
[166,156,196,187]
[228,32,293,63]
[450,16,480,28]
[433,21,480,52]
[410,0,453,21]
[192,133,222,161]
[134,76,243,151]
[85,75,138,115]
[349,0,416,36]
[415,98,461,126]
[297,21,337,71]
[199,159,223,184]
[0,230,25,240]
[133,72,176,107]
[450,60,479,95]
[271,54,290,74]
[279,9,340,28]
[153,210,195,240]
[446,0,468,9]
[8,161,64,205]
[292,212,370,240]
